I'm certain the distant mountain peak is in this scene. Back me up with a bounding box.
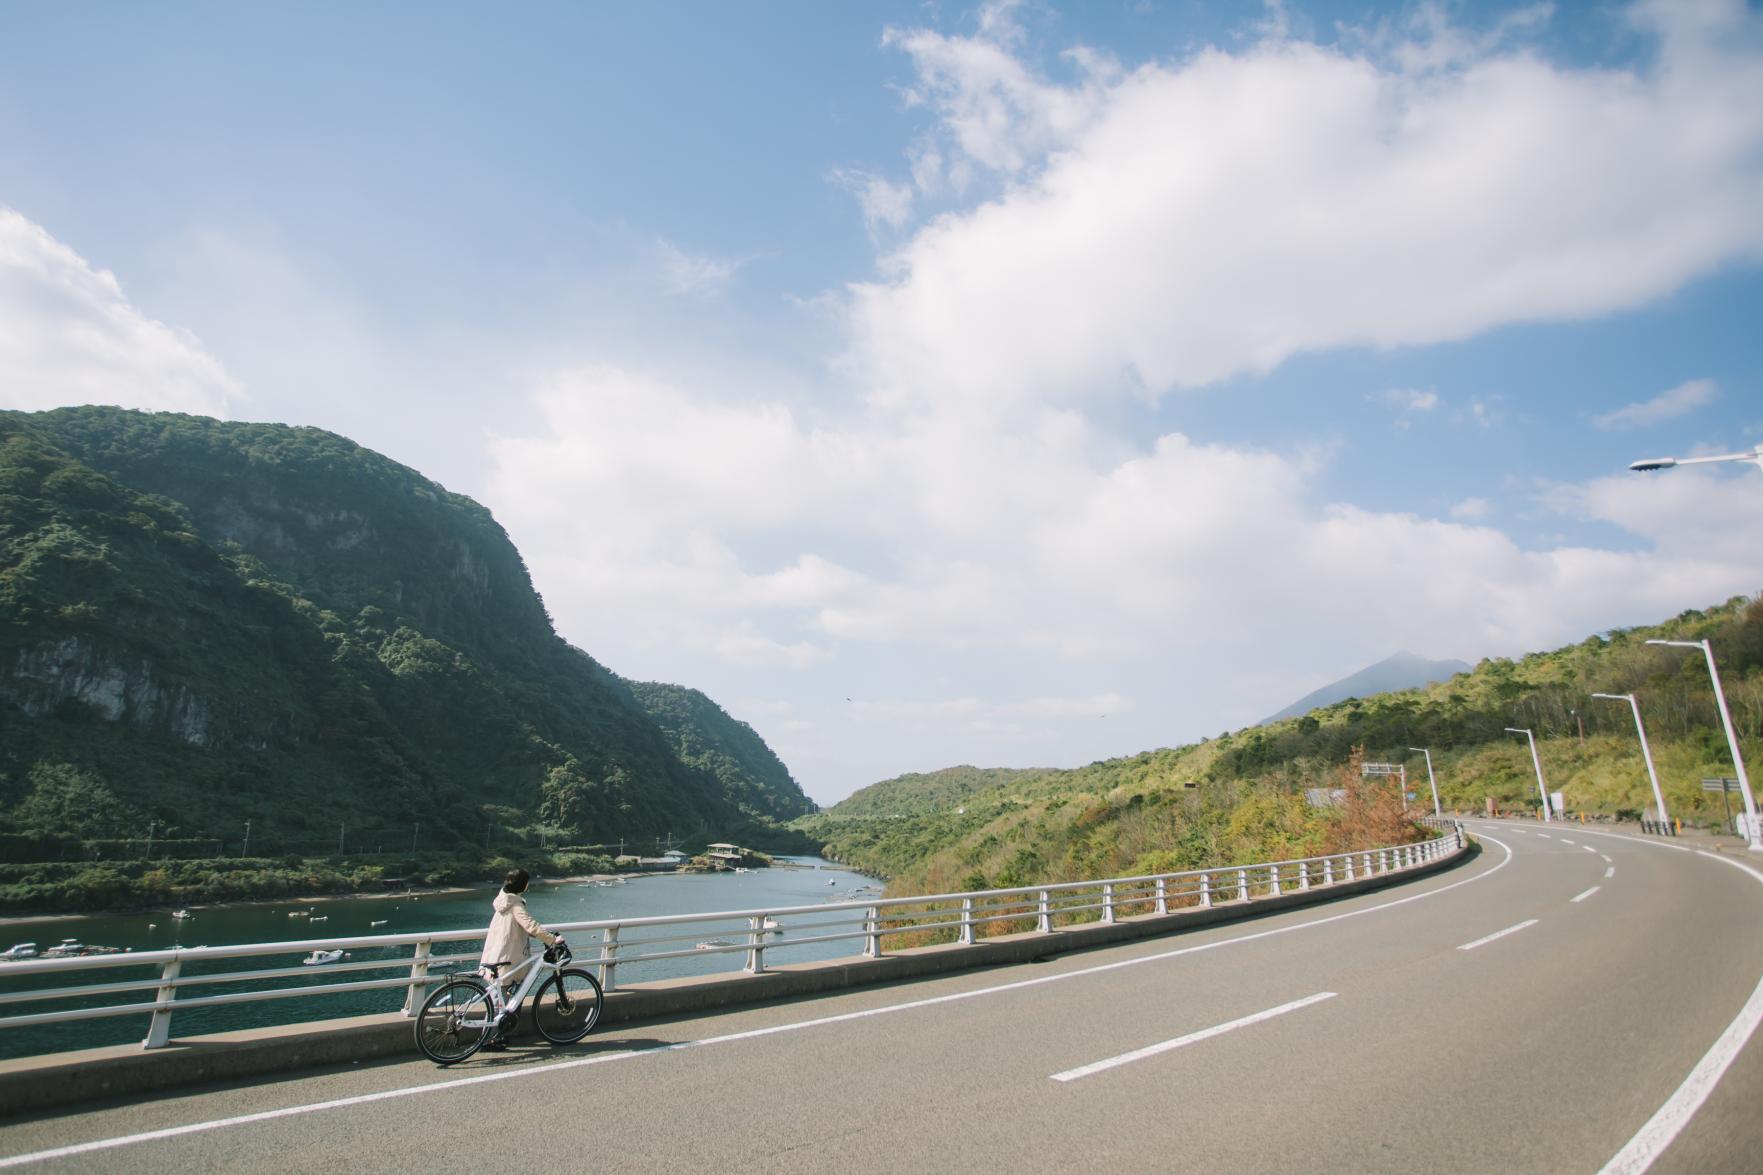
[1261,652,1471,725]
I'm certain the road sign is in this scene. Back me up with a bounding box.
[1362,763,1399,776]
[1703,778,1740,792]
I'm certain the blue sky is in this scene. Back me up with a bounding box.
[3,1,1761,804]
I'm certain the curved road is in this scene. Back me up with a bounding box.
[3,822,1762,1172]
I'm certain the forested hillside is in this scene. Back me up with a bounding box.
[0,407,813,909]
[798,594,1762,898]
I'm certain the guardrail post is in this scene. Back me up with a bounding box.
[1344,854,1355,881]
[599,926,620,993]
[1037,891,1052,934]
[746,915,766,974]
[1236,868,1249,902]
[1101,883,1116,924]
[1155,877,1168,915]
[864,906,882,957]
[1299,861,1309,890]
[1362,852,1372,877]
[1324,857,1334,884]
[401,940,432,1016]
[1200,873,1212,907]
[143,957,181,1049]
[959,897,975,944]
[1269,864,1282,897]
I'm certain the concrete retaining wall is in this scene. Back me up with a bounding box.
[0,841,1474,1116]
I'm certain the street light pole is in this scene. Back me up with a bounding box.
[1505,727,1551,822]
[1592,693,1668,830]
[1409,747,1441,818]
[1630,445,1763,473]
[1646,639,1761,851]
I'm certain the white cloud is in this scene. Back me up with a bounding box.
[849,4,1763,409]
[1594,378,1718,430]
[1379,388,1440,413]
[1450,496,1493,520]
[829,169,916,235]
[0,208,242,416]
[657,239,744,296]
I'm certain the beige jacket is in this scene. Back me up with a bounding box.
[480,890,558,968]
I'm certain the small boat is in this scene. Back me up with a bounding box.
[761,918,782,934]
[147,923,157,930]
[370,919,388,928]
[827,879,837,885]
[288,910,309,918]
[309,915,328,923]
[301,949,349,966]
[171,910,192,920]
[2,943,38,961]
[43,939,84,958]
[695,940,736,950]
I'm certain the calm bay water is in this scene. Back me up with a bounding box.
[0,858,879,1059]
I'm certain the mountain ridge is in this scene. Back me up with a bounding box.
[1260,651,1472,725]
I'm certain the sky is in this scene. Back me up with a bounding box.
[3,0,1762,806]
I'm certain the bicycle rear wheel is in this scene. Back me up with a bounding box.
[533,968,603,1043]
[415,977,495,1064]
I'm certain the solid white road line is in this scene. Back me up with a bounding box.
[1457,919,1539,951]
[1572,887,1600,903]
[1049,992,1337,1082]
[1601,852,1763,1174]
[0,839,1512,1170]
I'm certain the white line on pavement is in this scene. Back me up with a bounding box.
[0,839,1514,1170]
[1537,834,1552,839]
[1584,846,1598,853]
[1605,867,1615,879]
[1561,838,1576,845]
[1457,919,1539,951]
[1572,887,1600,903]
[1049,992,1337,1082]
[1601,854,1612,862]
[1601,852,1763,1174]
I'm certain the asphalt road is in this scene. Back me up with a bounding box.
[3,822,1761,1173]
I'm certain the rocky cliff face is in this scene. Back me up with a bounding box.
[7,638,212,746]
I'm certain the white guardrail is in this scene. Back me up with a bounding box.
[0,824,1464,1051]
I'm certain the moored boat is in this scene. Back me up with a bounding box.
[1,943,38,961]
[301,949,350,966]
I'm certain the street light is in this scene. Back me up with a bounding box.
[1645,639,1761,851]
[1630,445,1763,473]
[1591,693,1668,831]
[1505,727,1552,822]
[1409,747,1441,818]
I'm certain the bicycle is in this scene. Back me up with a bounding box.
[415,937,603,1064]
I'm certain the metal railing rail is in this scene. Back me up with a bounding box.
[0,826,1464,1051]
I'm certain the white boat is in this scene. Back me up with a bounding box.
[2,943,37,961]
[301,949,349,966]
[171,909,192,920]
[370,919,388,927]
[761,918,782,933]
[288,910,308,918]
[695,940,736,950]
[42,938,84,958]
[309,915,328,923]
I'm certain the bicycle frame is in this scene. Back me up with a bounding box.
[460,950,560,1027]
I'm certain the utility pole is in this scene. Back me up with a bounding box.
[144,820,156,860]
[411,822,420,854]
[242,820,252,858]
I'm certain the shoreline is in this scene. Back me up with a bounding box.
[0,870,662,929]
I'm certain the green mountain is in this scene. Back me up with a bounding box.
[1260,652,1472,724]
[799,594,1762,896]
[0,407,813,880]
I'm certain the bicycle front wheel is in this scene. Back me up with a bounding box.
[533,968,603,1043]
[415,977,495,1064]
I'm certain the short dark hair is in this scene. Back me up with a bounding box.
[503,868,530,894]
